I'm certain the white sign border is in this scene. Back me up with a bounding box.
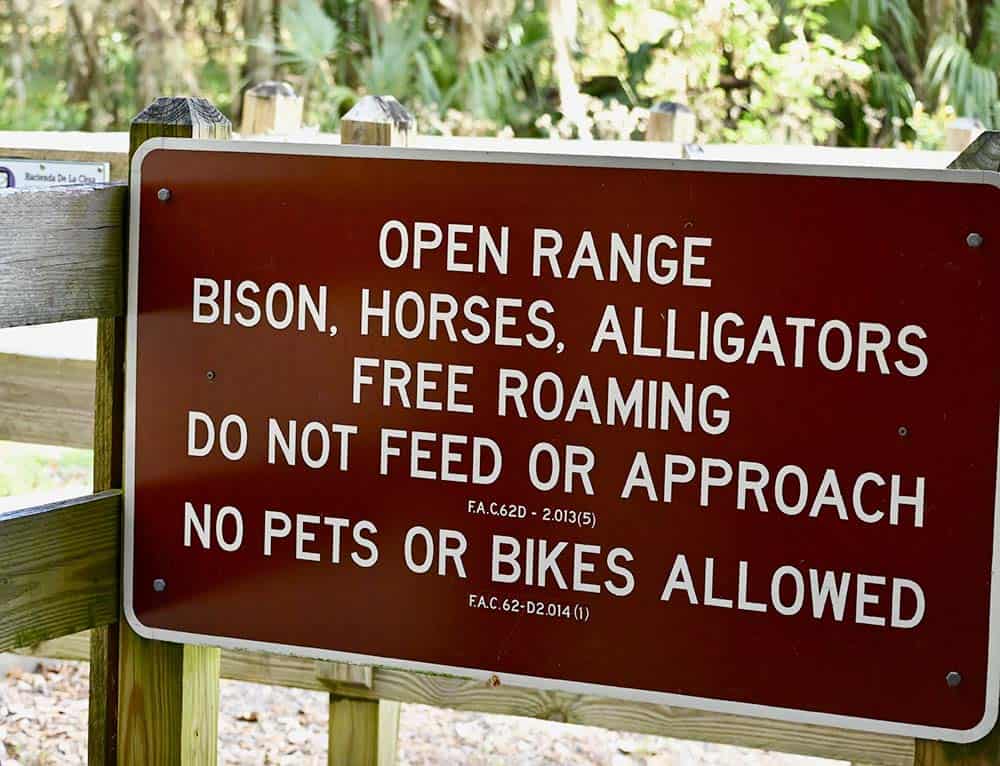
[125,137,1000,744]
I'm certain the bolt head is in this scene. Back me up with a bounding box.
[967,232,984,248]
[153,578,167,592]
[946,671,962,688]
[156,188,171,202]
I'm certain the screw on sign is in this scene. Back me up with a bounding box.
[124,140,1000,744]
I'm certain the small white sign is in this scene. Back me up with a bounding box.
[0,158,110,189]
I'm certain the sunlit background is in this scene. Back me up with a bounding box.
[1,0,997,146]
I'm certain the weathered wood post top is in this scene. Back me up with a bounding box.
[130,97,232,155]
[340,95,414,147]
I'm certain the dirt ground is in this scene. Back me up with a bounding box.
[0,660,846,766]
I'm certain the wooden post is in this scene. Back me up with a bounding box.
[328,697,400,766]
[340,95,413,147]
[112,97,230,766]
[645,101,696,144]
[329,697,379,765]
[948,130,1000,171]
[376,699,401,764]
[320,662,401,766]
[240,81,304,137]
[86,234,125,764]
[325,94,412,765]
[913,728,1000,766]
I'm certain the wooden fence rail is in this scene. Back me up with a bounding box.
[0,352,95,448]
[0,184,125,328]
[15,631,916,765]
[0,491,119,651]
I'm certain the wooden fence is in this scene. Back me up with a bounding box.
[1,95,998,765]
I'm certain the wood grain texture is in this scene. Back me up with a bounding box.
[117,633,220,766]
[323,669,915,766]
[340,95,413,147]
[947,130,1000,171]
[329,697,380,766]
[914,723,1000,765]
[318,660,373,688]
[377,701,401,765]
[222,646,334,690]
[0,491,120,652]
[0,184,125,328]
[13,629,92,660]
[0,353,95,448]
[129,96,232,155]
[181,645,221,763]
[240,82,303,136]
[91,314,125,765]
[114,96,231,766]
[89,621,120,766]
[23,632,914,766]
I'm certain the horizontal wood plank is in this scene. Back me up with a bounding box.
[21,630,913,765]
[0,491,120,651]
[0,184,125,328]
[0,131,130,181]
[0,129,957,168]
[0,353,96,447]
[323,668,915,766]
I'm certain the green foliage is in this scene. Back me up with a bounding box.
[283,0,341,70]
[981,1,1000,65]
[573,0,872,145]
[926,33,999,126]
[435,7,548,129]
[825,0,1000,141]
[844,0,919,60]
[267,0,547,133]
[359,2,431,98]
[0,70,86,131]
[3,0,1000,146]
[0,442,92,497]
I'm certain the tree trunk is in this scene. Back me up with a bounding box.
[135,0,164,107]
[6,0,30,108]
[240,0,274,121]
[547,0,589,137]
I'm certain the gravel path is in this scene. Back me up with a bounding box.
[1,660,846,765]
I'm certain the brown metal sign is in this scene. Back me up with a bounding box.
[126,140,1000,741]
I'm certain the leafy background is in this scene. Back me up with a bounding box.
[1,0,998,147]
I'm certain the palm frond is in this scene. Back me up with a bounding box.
[926,33,1000,125]
[976,0,1000,68]
[359,1,432,100]
[281,0,341,70]
[847,0,919,61]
